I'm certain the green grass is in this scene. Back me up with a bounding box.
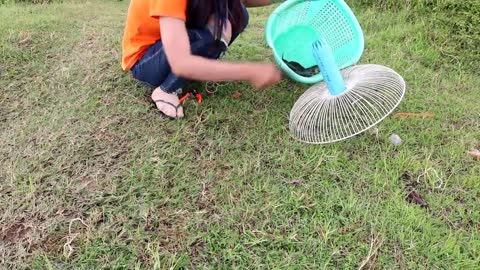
[1,1,479,269]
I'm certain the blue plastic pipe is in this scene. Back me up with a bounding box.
[312,40,346,95]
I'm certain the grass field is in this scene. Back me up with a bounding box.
[1,0,479,269]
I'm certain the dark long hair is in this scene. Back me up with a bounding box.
[186,0,246,41]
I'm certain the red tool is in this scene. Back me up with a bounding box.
[179,92,192,104]
[194,91,202,104]
[179,90,202,104]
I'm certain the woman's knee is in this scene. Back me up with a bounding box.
[229,5,249,44]
[240,5,250,33]
[188,28,226,59]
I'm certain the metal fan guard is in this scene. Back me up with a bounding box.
[289,64,406,144]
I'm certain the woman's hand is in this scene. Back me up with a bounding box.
[248,63,282,89]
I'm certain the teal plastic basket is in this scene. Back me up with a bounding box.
[265,0,364,84]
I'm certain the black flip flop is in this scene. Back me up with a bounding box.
[151,99,183,120]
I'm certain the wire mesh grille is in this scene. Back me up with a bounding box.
[289,64,406,144]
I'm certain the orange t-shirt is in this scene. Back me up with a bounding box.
[121,0,188,71]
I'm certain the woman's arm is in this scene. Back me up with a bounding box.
[242,0,273,8]
[160,17,281,89]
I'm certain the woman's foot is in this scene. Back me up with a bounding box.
[151,87,184,119]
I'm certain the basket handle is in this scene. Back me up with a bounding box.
[312,40,346,95]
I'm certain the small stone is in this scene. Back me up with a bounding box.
[389,134,402,146]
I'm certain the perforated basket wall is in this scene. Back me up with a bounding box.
[265,0,364,84]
